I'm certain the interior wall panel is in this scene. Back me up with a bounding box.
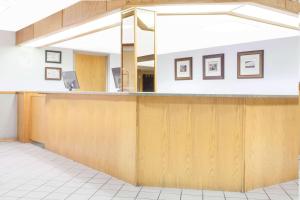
[0,94,17,139]
[137,96,245,191]
[44,94,137,184]
[244,98,300,191]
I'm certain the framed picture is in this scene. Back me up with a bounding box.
[45,67,62,80]
[203,54,224,80]
[45,50,62,64]
[175,57,193,80]
[238,50,264,79]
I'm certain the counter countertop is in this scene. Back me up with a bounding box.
[17,91,298,98]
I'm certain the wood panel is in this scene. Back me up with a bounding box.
[30,95,46,143]
[63,1,107,27]
[34,11,63,38]
[285,0,300,13]
[107,0,126,11]
[244,98,300,191]
[138,96,245,191]
[19,93,300,192]
[16,25,34,45]
[17,92,33,142]
[75,54,107,92]
[44,94,137,184]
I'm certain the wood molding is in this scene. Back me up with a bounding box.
[63,1,107,27]
[16,25,34,45]
[34,11,63,38]
[17,93,33,143]
[107,0,126,11]
[0,91,16,94]
[0,138,17,142]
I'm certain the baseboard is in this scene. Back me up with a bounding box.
[0,138,17,142]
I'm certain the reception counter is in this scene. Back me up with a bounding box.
[16,92,300,192]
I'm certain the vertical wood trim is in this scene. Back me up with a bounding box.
[17,93,33,143]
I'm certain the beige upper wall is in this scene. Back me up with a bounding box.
[16,0,300,45]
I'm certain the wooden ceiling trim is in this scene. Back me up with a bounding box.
[62,1,107,27]
[16,25,34,45]
[34,11,63,38]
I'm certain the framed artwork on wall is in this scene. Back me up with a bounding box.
[237,50,264,79]
[45,50,62,64]
[175,57,193,80]
[45,67,62,80]
[203,54,224,80]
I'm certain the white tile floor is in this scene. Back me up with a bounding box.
[0,142,298,200]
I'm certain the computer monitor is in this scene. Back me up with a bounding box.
[62,71,80,91]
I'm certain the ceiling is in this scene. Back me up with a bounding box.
[52,14,300,55]
[0,0,80,31]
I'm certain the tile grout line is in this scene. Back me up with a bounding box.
[155,189,162,200]
[262,188,272,200]
[133,185,143,200]
[279,184,294,200]
[87,176,113,200]
[61,172,101,200]
[109,183,125,200]
[39,167,86,200]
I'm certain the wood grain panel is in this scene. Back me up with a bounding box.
[138,96,245,191]
[17,92,33,142]
[30,95,46,143]
[16,25,34,45]
[107,0,126,11]
[285,0,300,13]
[75,54,107,92]
[34,11,63,38]
[63,1,107,27]
[44,94,137,184]
[244,98,300,191]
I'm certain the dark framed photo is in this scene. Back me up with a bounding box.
[203,54,224,80]
[45,50,62,64]
[238,50,264,79]
[45,67,62,80]
[175,57,193,80]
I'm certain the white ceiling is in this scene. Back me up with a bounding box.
[0,0,80,31]
[52,14,300,55]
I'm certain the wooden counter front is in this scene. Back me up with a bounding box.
[17,92,300,192]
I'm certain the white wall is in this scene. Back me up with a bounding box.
[157,37,300,95]
[0,94,17,139]
[0,31,74,92]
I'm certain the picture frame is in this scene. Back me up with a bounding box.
[203,54,224,80]
[174,57,193,80]
[45,50,62,64]
[237,50,264,79]
[45,67,62,80]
